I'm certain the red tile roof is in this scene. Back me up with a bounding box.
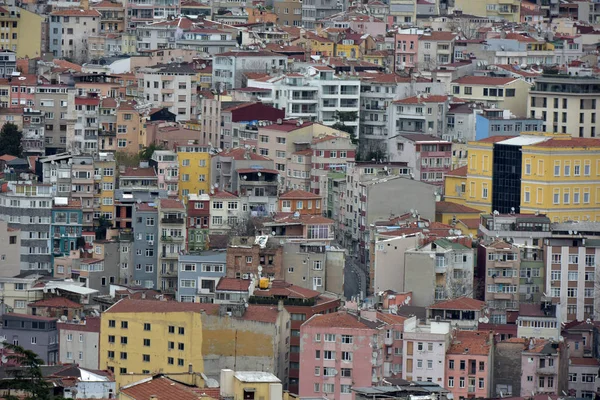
[376,312,407,325]
[458,218,481,230]
[447,165,468,177]
[52,59,82,72]
[159,198,184,210]
[420,31,458,41]
[394,95,449,104]
[448,330,491,355]
[505,33,538,43]
[528,138,600,149]
[279,189,321,199]
[570,357,600,366]
[216,278,251,291]
[218,148,271,161]
[28,297,83,309]
[120,167,156,178]
[436,201,482,214]
[303,311,376,329]
[121,376,207,400]
[429,297,485,311]
[253,280,321,299]
[452,76,516,86]
[262,120,313,132]
[57,317,101,333]
[210,190,238,199]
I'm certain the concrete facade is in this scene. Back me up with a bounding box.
[177,251,227,303]
[0,220,21,278]
[132,203,159,289]
[57,317,100,370]
[0,313,58,364]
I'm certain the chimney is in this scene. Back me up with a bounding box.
[277,300,284,312]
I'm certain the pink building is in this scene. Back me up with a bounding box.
[299,310,405,399]
[445,330,493,399]
[520,339,569,396]
[394,30,420,70]
[150,150,179,197]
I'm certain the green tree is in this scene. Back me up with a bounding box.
[139,143,163,161]
[0,122,23,158]
[331,111,358,144]
[0,342,50,399]
[115,151,141,168]
[95,216,113,240]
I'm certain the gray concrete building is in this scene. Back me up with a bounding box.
[0,220,21,278]
[0,313,58,364]
[301,0,344,29]
[57,317,100,370]
[0,182,53,272]
[282,242,345,296]
[132,203,159,289]
[492,339,526,397]
[34,85,75,154]
[177,251,227,303]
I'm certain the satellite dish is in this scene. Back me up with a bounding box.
[257,265,263,272]
[257,172,262,177]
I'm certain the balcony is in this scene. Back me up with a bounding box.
[164,175,178,182]
[162,236,184,242]
[161,217,184,224]
[537,366,556,375]
[493,276,517,284]
[161,252,179,259]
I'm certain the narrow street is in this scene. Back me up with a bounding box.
[343,257,367,300]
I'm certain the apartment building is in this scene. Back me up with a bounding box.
[57,317,100,370]
[177,251,227,303]
[208,191,241,235]
[150,150,179,198]
[389,94,449,140]
[388,133,452,187]
[299,311,385,398]
[0,182,53,271]
[452,0,520,21]
[49,9,101,62]
[51,198,82,258]
[517,303,560,340]
[445,331,493,399]
[177,144,211,198]
[132,203,159,289]
[528,74,600,138]
[35,84,74,154]
[404,238,474,307]
[545,224,599,322]
[0,220,20,277]
[21,109,45,156]
[138,62,198,121]
[339,162,436,269]
[126,0,181,27]
[186,194,209,252]
[0,313,58,364]
[520,339,568,396]
[301,0,343,29]
[475,108,543,140]
[135,17,195,52]
[157,199,186,292]
[0,9,45,58]
[402,316,451,384]
[418,31,459,70]
[451,76,530,117]
[462,133,600,222]
[212,50,288,90]
[68,95,100,154]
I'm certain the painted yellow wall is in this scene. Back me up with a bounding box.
[520,137,600,222]
[452,0,520,22]
[232,378,275,399]
[94,159,116,222]
[99,310,204,386]
[465,142,494,213]
[444,174,467,205]
[178,149,211,199]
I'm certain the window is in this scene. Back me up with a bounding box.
[324,350,335,360]
[448,377,454,387]
[108,320,115,328]
[143,338,150,346]
[121,321,128,329]
[449,359,455,369]
[341,335,353,344]
[341,351,352,361]
[178,327,185,335]
[460,360,466,370]
[121,337,128,344]
[143,354,150,362]
[325,333,336,342]
[459,377,465,388]
[479,378,485,389]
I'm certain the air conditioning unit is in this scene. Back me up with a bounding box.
[148,240,154,245]
[242,273,249,279]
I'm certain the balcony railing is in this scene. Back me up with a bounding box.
[161,217,184,224]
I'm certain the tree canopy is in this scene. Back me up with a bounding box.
[0,122,23,158]
[0,342,50,399]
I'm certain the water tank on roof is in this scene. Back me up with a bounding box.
[259,277,269,290]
